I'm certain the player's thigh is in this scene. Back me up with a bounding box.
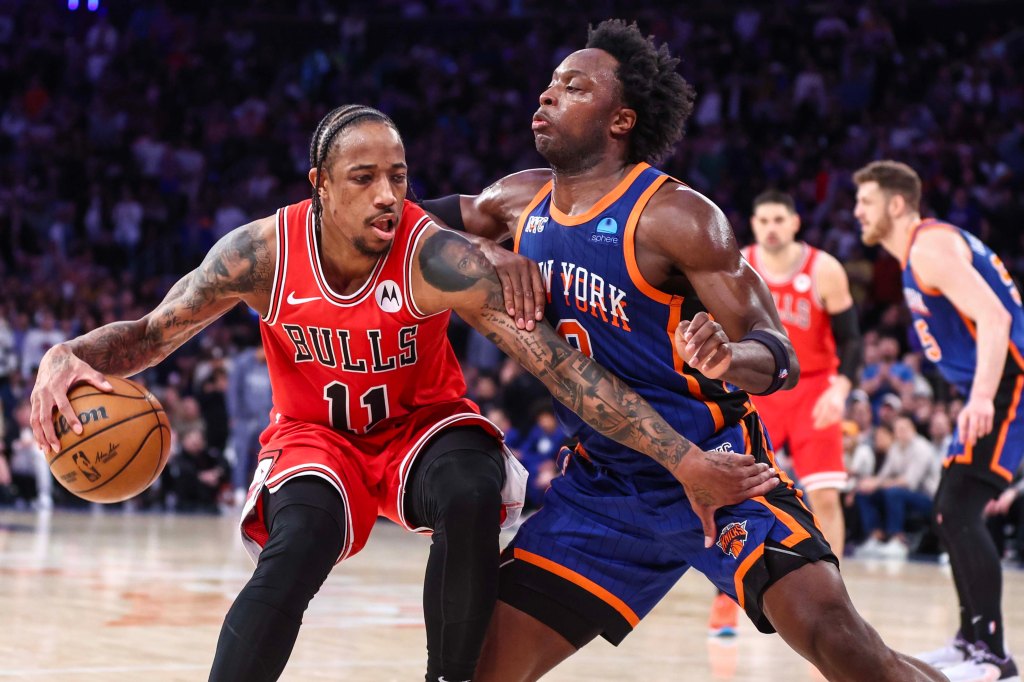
[476,601,578,682]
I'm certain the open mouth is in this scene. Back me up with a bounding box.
[370,215,397,241]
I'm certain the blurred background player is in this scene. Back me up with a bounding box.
[744,189,863,555]
[854,159,1023,682]
[705,190,863,637]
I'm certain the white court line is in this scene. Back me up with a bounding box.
[0,659,426,676]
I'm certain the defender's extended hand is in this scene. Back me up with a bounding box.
[476,240,546,330]
[677,451,779,548]
[30,344,112,454]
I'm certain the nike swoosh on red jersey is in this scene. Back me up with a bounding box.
[286,292,321,305]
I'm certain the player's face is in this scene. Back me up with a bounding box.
[854,181,893,246]
[534,49,626,171]
[312,122,408,258]
[750,203,799,254]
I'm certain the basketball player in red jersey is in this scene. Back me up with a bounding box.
[29,105,778,682]
[424,20,942,682]
[744,190,862,558]
[702,190,863,638]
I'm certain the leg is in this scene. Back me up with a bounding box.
[806,487,845,558]
[476,601,583,682]
[405,427,506,682]
[933,467,1007,657]
[762,560,945,681]
[210,477,344,682]
[855,490,885,543]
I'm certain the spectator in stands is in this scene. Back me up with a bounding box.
[517,406,567,509]
[854,417,941,559]
[7,400,52,511]
[167,429,230,514]
[226,346,272,503]
[984,467,1024,566]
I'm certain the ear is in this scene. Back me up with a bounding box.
[792,212,802,233]
[887,193,906,218]
[308,167,322,190]
[610,107,637,136]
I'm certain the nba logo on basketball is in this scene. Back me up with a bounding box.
[716,520,749,559]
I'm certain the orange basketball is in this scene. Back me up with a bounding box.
[47,376,172,503]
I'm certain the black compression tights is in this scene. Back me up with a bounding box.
[933,468,1007,658]
[406,427,505,682]
[210,477,344,682]
[208,427,504,682]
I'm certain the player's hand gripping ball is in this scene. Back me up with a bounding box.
[47,376,172,503]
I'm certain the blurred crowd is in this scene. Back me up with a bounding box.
[0,0,1022,561]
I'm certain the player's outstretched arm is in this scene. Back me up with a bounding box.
[411,226,779,543]
[30,216,276,453]
[422,170,551,330]
[646,186,800,394]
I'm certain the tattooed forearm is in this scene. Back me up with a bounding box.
[419,229,500,292]
[477,302,696,474]
[63,221,273,375]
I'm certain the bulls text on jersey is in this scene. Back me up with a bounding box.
[281,324,418,372]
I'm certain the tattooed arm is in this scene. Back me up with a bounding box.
[411,226,779,542]
[30,216,277,452]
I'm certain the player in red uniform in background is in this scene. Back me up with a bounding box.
[29,105,777,682]
[705,191,863,637]
[743,190,863,558]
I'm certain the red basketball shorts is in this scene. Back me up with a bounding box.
[751,371,846,492]
[238,402,525,564]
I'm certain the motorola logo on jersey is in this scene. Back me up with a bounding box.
[375,280,402,313]
[792,273,812,293]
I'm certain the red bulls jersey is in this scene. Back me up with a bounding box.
[259,199,476,439]
[745,243,837,376]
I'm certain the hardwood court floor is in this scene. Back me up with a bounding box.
[1,509,1021,681]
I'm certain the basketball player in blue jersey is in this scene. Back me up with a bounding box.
[424,19,943,682]
[854,160,1022,682]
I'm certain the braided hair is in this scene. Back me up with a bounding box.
[308,105,399,224]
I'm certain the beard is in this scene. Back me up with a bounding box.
[353,236,392,258]
[860,214,893,246]
[535,126,607,175]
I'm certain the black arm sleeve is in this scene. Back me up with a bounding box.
[829,305,863,383]
[421,195,465,232]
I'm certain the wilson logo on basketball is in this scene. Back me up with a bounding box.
[716,520,749,559]
[54,406,109,439]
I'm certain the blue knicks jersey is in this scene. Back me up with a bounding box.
[514,163,753,478]
[902,219,1024,394]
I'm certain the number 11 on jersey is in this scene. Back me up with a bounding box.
[324,381,390,433]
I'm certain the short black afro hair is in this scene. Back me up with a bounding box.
[586,19,696,165]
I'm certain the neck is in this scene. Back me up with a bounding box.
[755,241,803,276]
[878,211,921,263]
[549,156,634,216]
[318,217,381,295]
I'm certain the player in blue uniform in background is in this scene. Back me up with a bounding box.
[427,19,943,682]
[855,160,1022,682]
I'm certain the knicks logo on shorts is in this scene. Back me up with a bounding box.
[716,520,749,559]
